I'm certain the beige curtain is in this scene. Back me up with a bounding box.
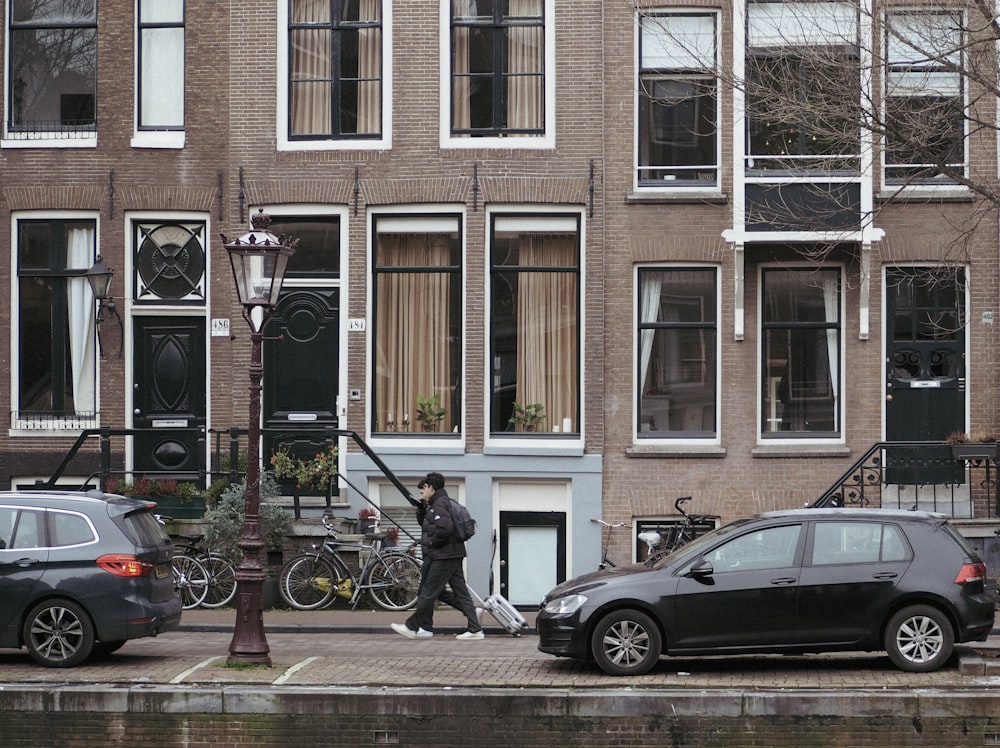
[357,0,381,134]
[515,236,577,432]
[291,0,381,136]
[507,0,543,130]
[290,0,330,136]
[451,0,471,131]
[375,235,454,432]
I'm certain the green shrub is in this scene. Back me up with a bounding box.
[201,473,290,563]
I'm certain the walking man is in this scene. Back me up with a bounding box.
[391,472,484,640]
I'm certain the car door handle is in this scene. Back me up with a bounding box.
[770,577,797,585]
[872,572,898,579]
[13,557,41,567]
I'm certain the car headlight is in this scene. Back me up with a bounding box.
[543,594,587,616]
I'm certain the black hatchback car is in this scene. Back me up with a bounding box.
[538,508,995,675]
[0,490,182,667]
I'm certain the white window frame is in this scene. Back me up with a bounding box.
[2,3,98,149]
[633,264,721,445]
[367,207,466,453]
[132,0,186,149]
[484,205,585,453]
[757,262,845,445]
[881,9,966,190]
[439,0,556,150]
[276,0,393,152]
[634,10,721,192]
[10,210,102,435]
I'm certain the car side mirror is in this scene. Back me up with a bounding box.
[687,558,714,577]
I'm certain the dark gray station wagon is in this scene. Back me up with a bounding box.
[0,490,182,667]
[538,509,995,675]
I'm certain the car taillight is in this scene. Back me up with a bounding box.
[954,562,986,584]
[97,554,152,577]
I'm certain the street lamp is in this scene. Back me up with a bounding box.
[85,255,123,357]
[221,208,296,666]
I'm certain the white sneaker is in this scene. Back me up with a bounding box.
[456,630,485,640]
[391,623,418,639]
[414,628,433,638]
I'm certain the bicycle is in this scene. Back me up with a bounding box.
[170,532,238,609]
[638,496,708,565]
[591,517,626,570]
[278,517,422,611]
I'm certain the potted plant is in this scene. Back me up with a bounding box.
[946,431,999,461]
[415,394,447,432]
[509,402,546,432]
[358,507,378,535]
[106,476,206,519]
[269,444,338,491]
[201,472,292,607]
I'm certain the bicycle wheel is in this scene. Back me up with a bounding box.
[366,551,421,611]
[279,554,346,610]
[173,555,209,609]
[198,554,237,608]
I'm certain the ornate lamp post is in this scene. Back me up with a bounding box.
[221,208,296,666]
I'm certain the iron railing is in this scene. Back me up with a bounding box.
[812,441,999,520]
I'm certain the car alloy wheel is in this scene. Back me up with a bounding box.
[23,599,96,668]
[590,608,663,676]
[884,604,954,672]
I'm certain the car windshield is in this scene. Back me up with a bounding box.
[646,517,756,569]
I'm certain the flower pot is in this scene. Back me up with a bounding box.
[950,444,997,461]
[146,496,206,519]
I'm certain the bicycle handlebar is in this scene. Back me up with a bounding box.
[590,518,626,528]
[674,496,693,514]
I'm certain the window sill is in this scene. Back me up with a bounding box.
[626,190,727,205]
[484,439,584,457]
[876,186,974,203]
[132,132,185,149]
[752,443,851,458]
[2,135,97,149]
[626,443,726,458]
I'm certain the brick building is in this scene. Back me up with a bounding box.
[0,1,996,604]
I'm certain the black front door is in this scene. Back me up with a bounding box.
[263,288,340,475]
[885,268,965,483]
[132,316,206,479]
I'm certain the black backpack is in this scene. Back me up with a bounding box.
[449,499,477,542]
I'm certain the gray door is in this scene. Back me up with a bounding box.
[885,268,964,483]
[132,317,206,480]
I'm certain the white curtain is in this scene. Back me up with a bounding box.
[639,274,662,392]
[822,275,839,425]
[66,227,96,414]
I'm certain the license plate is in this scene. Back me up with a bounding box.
[156,563,170,579]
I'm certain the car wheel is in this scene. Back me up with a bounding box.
[22,599,96,668]
[884,605,954,672]
[590,609,662,676]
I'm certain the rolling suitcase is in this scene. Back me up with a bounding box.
[471,589,529,637]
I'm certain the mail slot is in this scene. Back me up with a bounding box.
[287,413,319,421]
[909,380,941,388]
